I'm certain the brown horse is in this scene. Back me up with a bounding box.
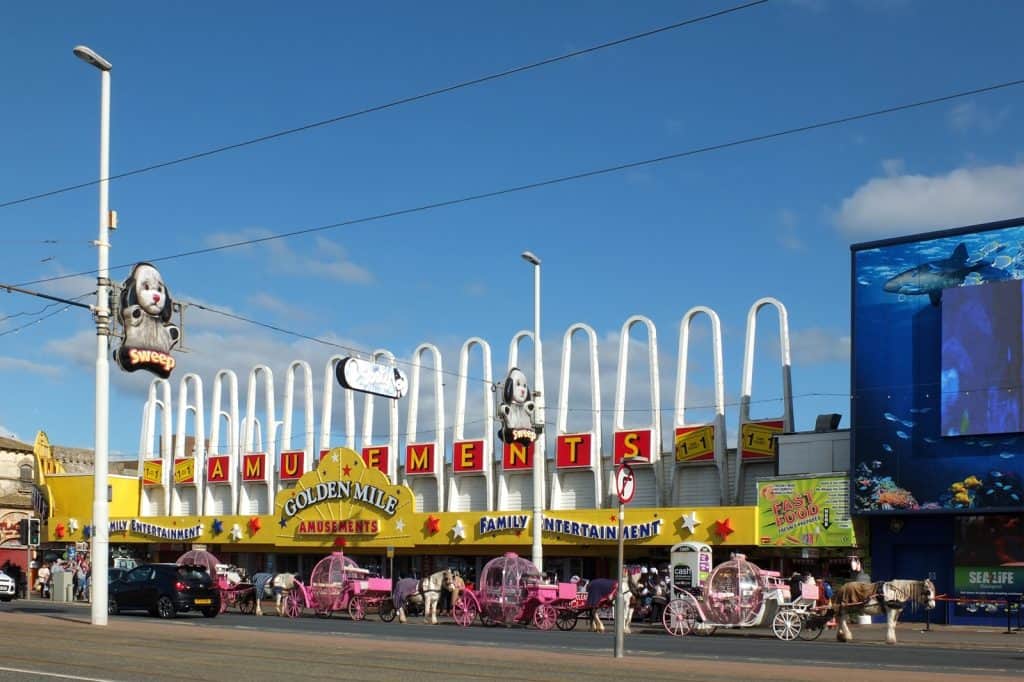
[831,578,935,645]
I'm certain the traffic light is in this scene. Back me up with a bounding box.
[28,518,40,547]
[17,519,28,546]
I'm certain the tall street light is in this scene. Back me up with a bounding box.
[521,251,543,573]
[74,44,112,626]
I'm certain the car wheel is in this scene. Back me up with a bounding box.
[107,598,119,616]
[202,606,218,618]
[156,596,176,619]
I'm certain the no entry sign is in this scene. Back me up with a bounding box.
[615,463,635,504]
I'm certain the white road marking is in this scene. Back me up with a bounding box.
[0,665,116,681]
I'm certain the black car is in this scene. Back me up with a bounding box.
[108,564,220,618]
[107,567,128,583]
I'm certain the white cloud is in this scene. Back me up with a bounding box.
[777,209,804,251]
[948,101,1011,134]
[0,355,61,378]
[205,228,373,284]
[248,292,311,320]
[788,328,851,365]
[835,162,1024,237]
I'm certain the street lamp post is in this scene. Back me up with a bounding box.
[74,44,112,627]
[521,251,543,574]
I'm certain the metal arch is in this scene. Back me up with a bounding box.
[361,349,400,482]
[454,337,494,512]
[209,369,239,515]
[406,343,445,510]
[675,306,727,504]
[613,315,662,456]
[173,373,205,516]
[556,322,602,503]
[243,365,277,458]
[735,297,794,504]
[320,355,356,453]
[281,360,315,472]
[454,337,494,442]
[139,378,173,515]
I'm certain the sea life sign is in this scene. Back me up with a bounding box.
[113,262,179,378]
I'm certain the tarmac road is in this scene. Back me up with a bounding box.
[1,601,1021,681]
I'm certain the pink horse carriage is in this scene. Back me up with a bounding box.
[453,552,577,630]
[284,552,392,620]
[662,553,821,640]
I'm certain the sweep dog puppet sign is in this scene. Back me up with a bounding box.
[113,262,180,378]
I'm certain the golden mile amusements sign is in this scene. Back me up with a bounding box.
[275,447,415,543]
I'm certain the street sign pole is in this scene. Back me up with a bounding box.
[612,461,634,659]
[614,501,625,658]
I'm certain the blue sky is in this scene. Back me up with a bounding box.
[1,0,1023,458]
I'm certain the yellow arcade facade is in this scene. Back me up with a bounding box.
[42,447,759,575]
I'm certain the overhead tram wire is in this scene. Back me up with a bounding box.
[17,75,1024,291]
[0,1,769,210]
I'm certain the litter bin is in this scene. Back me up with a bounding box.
[51,571,74,603]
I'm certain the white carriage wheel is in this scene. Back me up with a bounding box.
[662,598,697,636]
[772,609,803,641]
[533,603,557,630]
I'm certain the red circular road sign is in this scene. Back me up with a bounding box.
[615,462,635,504]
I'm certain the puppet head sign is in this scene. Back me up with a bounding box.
[113,262,180,378]
[498,367,541,444]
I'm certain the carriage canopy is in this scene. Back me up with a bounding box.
[478,552,543,622]
[175,549,221,576]
[704,553,766,626]
[310,551,365,586]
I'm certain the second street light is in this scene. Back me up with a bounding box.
[521,250,543,573]
[73,43,112,627]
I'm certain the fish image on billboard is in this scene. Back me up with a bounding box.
[883,243,1004,305]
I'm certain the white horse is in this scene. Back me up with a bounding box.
[404,569,454,624]
[251,572,297,616]
[832,578,936,645]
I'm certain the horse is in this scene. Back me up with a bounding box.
[396,569,454,624]
[250,572,298,616]
[831,578,936,645]
[584,570,643,633]
[391,577,423,623]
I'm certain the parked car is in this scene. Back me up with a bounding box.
[0,570,15,601]
[108,567,128,583]
[108,564,219,618]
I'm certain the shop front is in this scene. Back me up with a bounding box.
[44,447,761,583]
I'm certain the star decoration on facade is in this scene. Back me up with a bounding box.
[83,525,93,540]
[197,523,205,536]
[452,519,466,540]
[55,523,66,539]
[609,515,617,523]
[342,465,352,477]
[279,517,288,528]
[425,515,441,535]
[68,518,79,534]
[712,517,735,538]
[680,511,701,534]
[229,523,243,541]
[331,452,340,463]
[211,519,224,534]
[334,536,347,548]
[394,518,405,532]
[248,517,262,534]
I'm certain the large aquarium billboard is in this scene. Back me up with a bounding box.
[851,217,1024,515]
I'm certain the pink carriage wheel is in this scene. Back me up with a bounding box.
[285,592,303,618]
[452,594,478,627]
[663,598,697,636]
[348,596,366,621]
[532,603,557,630]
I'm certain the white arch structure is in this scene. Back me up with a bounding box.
[734,297,794,505]
[404,343,445,512]
[171,373,205,516]
[138,379,172,516]
[204,369,239,515]
[448,337,494,512]
[550,323,602,510]
[613,315,662,507]
[279,360,315,496]
[360,349,400,483]
[497,331,546,512]
[671,306,728,506]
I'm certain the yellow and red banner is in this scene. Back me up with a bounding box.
[206,455,230,484]
[502,441,533,470]
[405,443,435,475]
[741,419,783,460]
[173,458,194,484]
[614,429,652,464]
[556,433,593,468]
[453,440,484,472]
[674,425,715,463]
[142,460,162,486]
